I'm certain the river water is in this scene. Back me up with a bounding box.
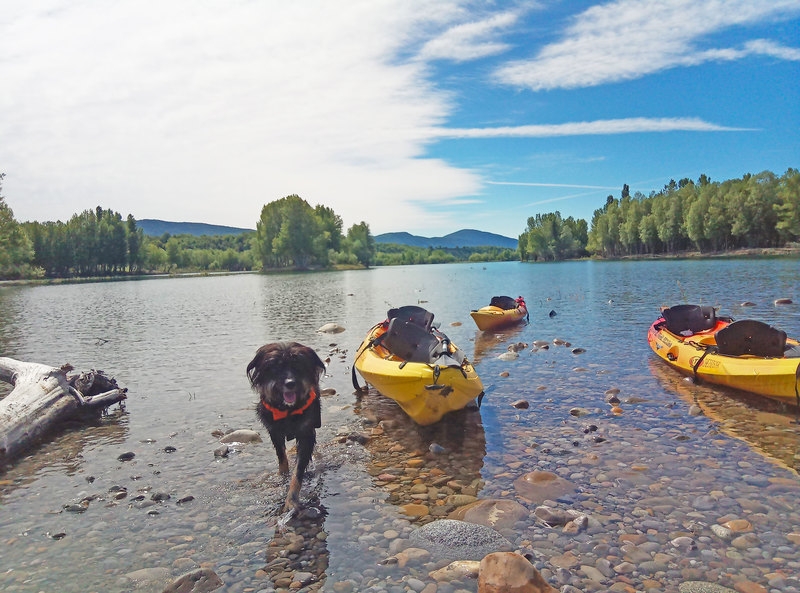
[1,260,799,593]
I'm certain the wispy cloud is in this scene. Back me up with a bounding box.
[433,117,753,138]
[741,39,800,61]
[522,192,606,208]
[415,10,520,62]
[495,0,800,90]
[488,181,620,190]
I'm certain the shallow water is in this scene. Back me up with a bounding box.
[1,260,799,592]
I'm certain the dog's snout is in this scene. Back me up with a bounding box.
[284,377,297,390]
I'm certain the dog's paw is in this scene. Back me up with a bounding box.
[282,498,301,514]
[296,504,325,521]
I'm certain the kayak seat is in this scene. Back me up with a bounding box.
[716,320,787,357]
[489,295,517,310]
[383,318,442,364]
[662,304,716,335]
[387,305,434,332]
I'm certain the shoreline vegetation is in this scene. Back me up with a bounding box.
[2,246,799,289]
[614,244,800,260]
[1,169,799,281]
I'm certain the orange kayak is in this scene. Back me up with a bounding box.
[470,296,529,331]
[647,304,800,405]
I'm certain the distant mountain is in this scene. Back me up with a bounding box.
[375,228,517,249]
[138,219,254,237]
[136,219,516,249]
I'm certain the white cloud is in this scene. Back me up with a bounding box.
[495,0,800,90]
[744,39,800,61]
[434,117,752,137]
[0,1,789,236]
[0,0,484,232]
[415,10,519,62]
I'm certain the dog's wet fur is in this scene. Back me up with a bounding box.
[246,342,326,511]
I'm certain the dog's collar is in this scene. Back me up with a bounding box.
[262,388,317,421]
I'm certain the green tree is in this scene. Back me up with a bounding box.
[517,231,529,261]
[521,211,585,261]
[190,248,214,270]
[586,207,609,256]
[727,172,780,247]
[67,209,100,275]
[0,174,34,278]
[255,194,338,269]
[26,220,73,276]
[703,182,732,251]
[775,168,800,240]
[256,195,314,268]
[97,208,127,273]
[145,242,169,272]
[618,192,644,255]
[638,212,660,253]
[315,204,343,252]
[127,215,144,272]
[217,248,241,270]
[685,190,709,252]
[604,200,622,256]
[271,197,320,268]
[166,236,184,269]
[346,221,376,267]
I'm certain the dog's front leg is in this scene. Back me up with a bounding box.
[269,431,290,474]
[284,431,315,511]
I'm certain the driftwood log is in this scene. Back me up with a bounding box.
[0,357,127,467]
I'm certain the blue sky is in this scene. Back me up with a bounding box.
[1,1,798,239]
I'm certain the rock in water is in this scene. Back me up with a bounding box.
[448,499,530,530]
[514,470,576,504]
[409,519,512,560]
[162,568,224,593]
[219,429,262,444]
[478,552,557,593]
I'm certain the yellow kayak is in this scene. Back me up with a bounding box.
[352,306,484,425]
[470,296,528,331]
[648,304,800,406]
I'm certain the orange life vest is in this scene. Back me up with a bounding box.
[261,388,317,421]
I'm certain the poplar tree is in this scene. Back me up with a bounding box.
[0,174,34,279]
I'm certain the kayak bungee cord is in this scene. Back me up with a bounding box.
[794,361,800,424]
[351,322,384,392]
[690,344,718,384]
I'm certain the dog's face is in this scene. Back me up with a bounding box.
[246,342,325,411]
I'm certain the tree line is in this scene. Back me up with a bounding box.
[1,168,798,280]
[0,185,378,279]
[517,168,799,261]
[585,169,799,258]
[374,243,517,265]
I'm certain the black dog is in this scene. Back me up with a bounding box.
[246,342,326,511]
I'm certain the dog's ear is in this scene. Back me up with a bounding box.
[287,343,326,381]
[246,342,281,388]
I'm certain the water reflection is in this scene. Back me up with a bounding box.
[0,409,128,504]
[648,358,800,473]
[354,389,486,523]
[263,502,330,590]
[471,324,527,364]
